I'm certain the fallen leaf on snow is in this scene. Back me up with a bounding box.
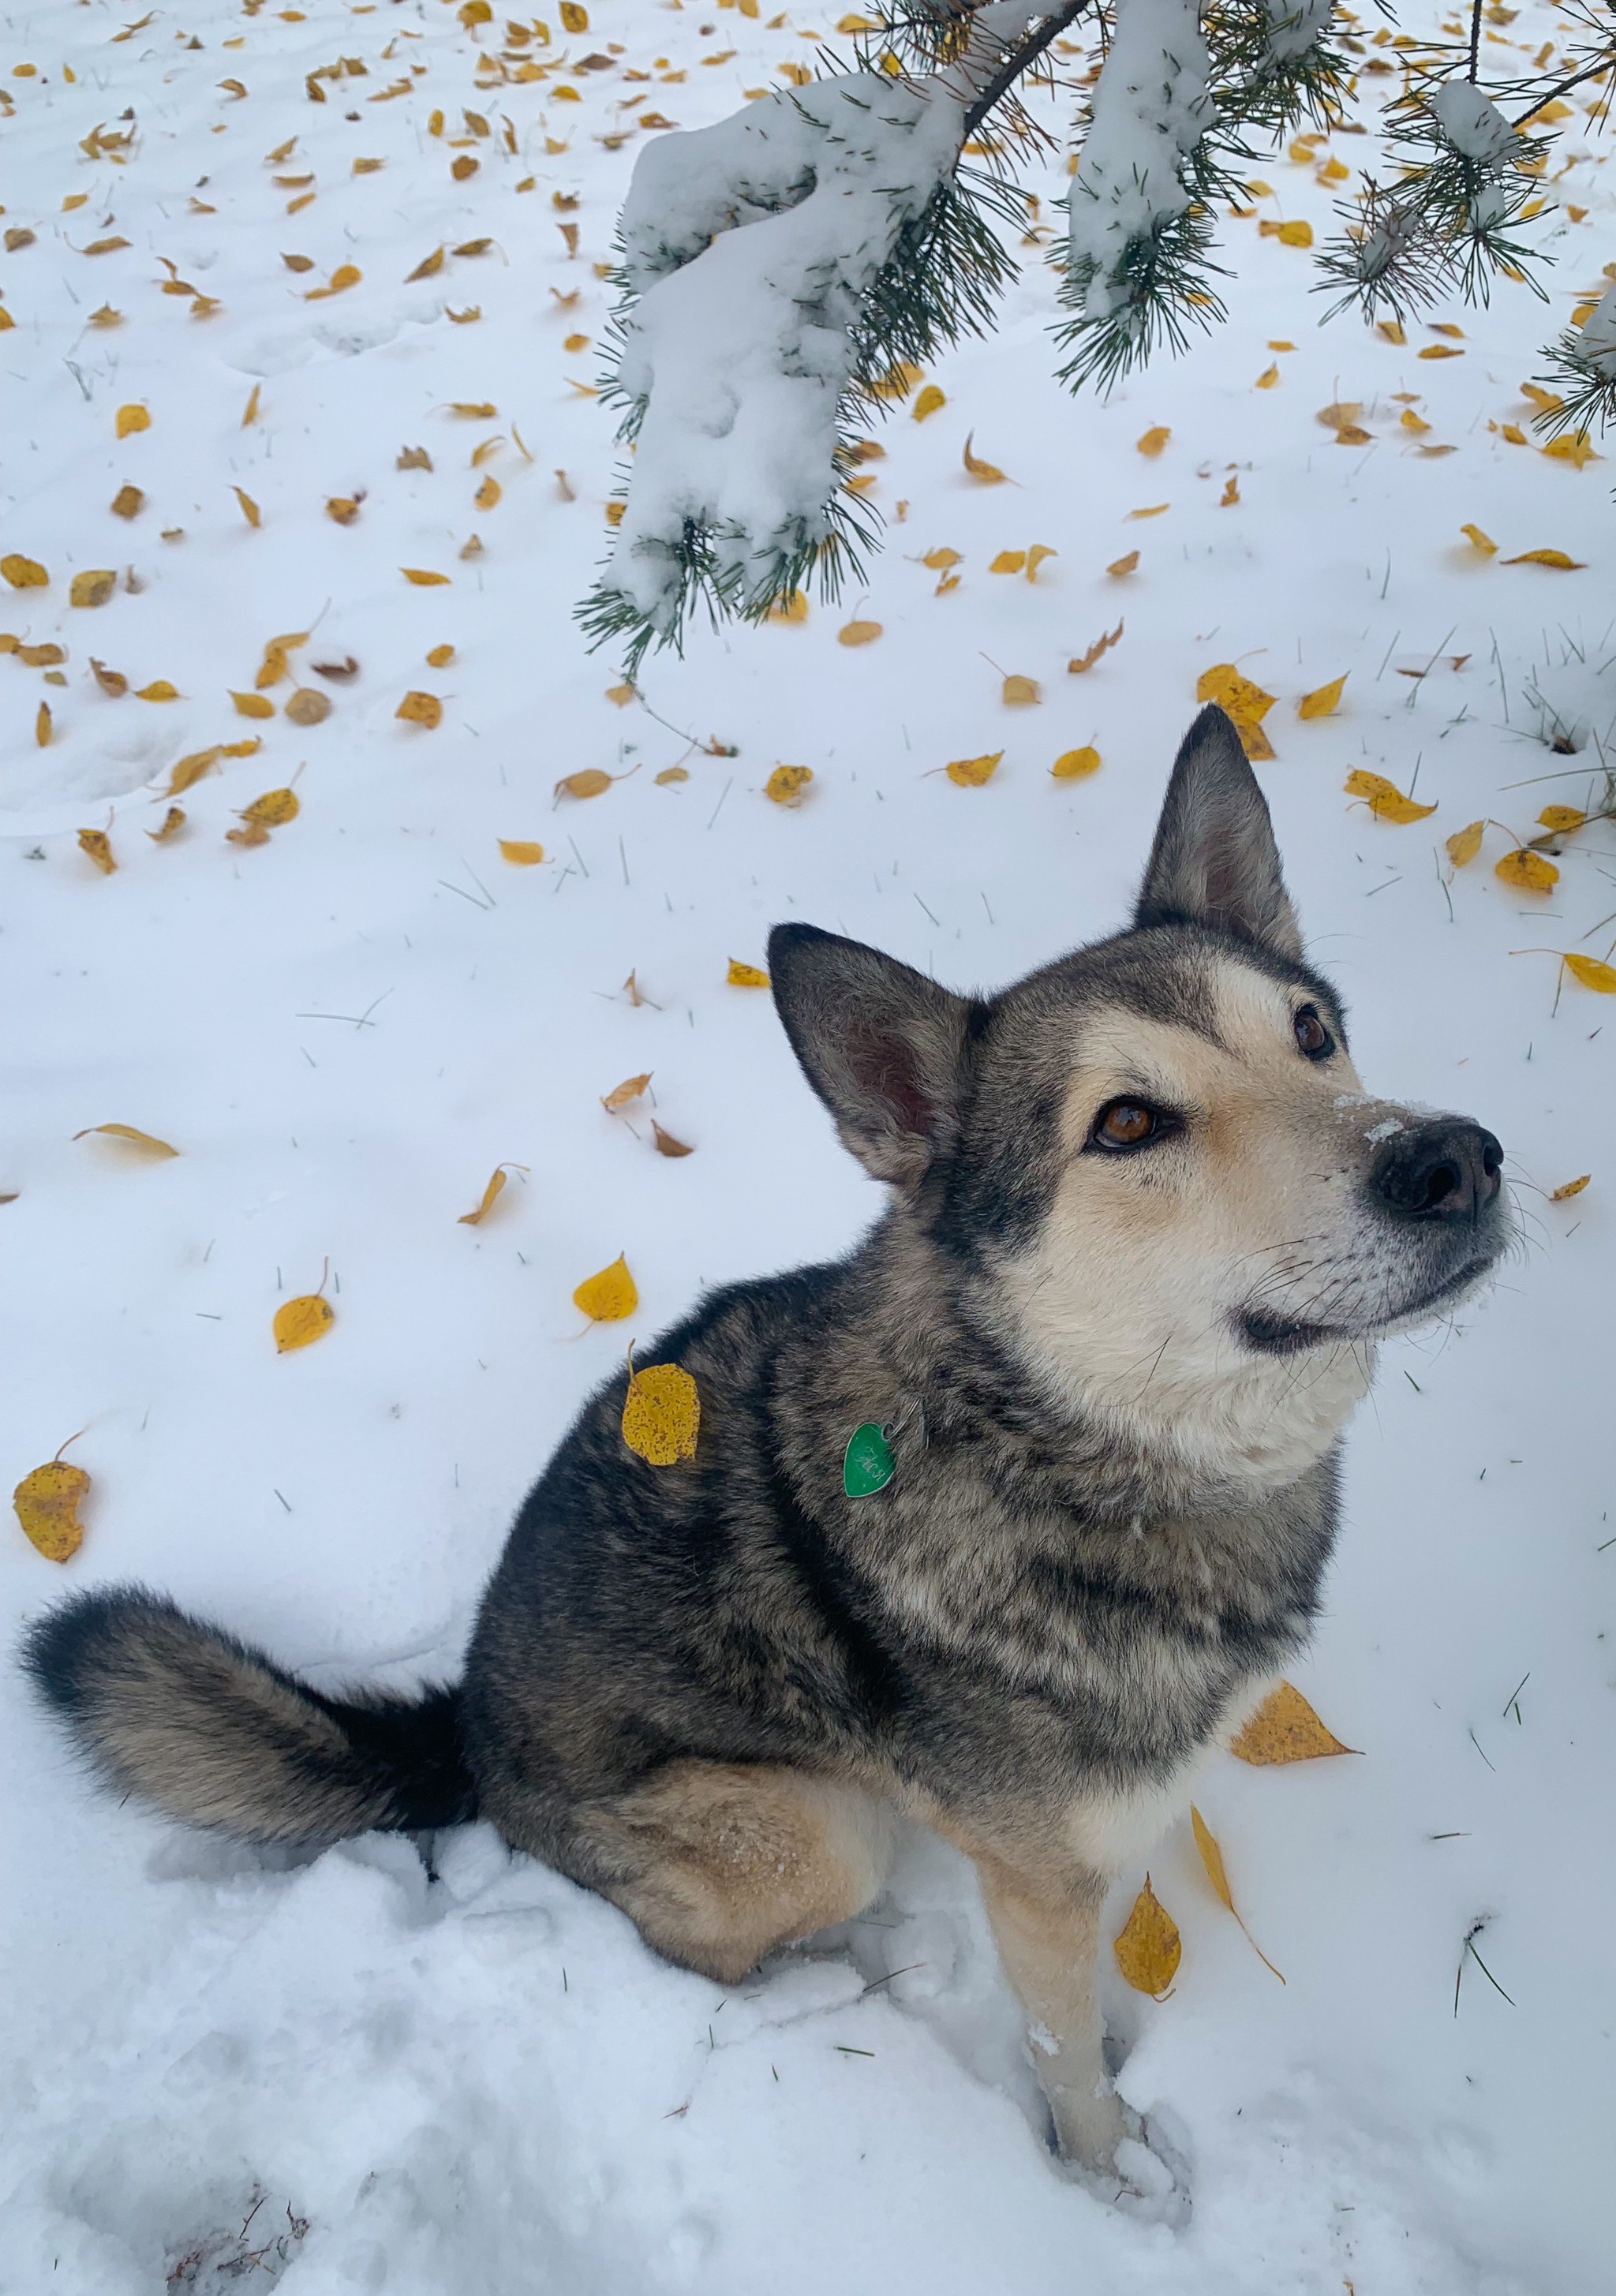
[653,1120,694,1157]
[1344,769,1435,824]
[765,765,814,804]
[1562,953,1616,992]
[1297,674,1347,720]
[115,403,150,439]
[1113,1877,1180,1996]
[728,959,771,987]
[1501,549,1584,570]
[1052,747,1101,780]
[499,839,546,865]
[1494,848,1558,891]
[1231,1679,1353,1763]
[1446,821,1485,868]
[574,1254,637,1321]
[602,1072,652,1112]
[397,690,443,728]
[274,1294,335,1352]
[1069,619,1123,675]
[945,752,1002,787]
[1191,1805,1285,1980]
[73,1123,178,1157]
[460,1165,520,1225]
[1551,1174,1591,1200]
[69,570,117,608]
[962,433,1007,483]
[13,1457,91,1564]
[77,828,114,873]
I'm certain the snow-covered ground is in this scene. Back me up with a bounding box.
[3,0,1615,2289]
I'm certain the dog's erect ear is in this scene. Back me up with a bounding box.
[1134,705,1302,959]
[768,924,977,1189]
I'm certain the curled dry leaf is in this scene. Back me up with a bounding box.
[92,659,128,697]
[945,752,1002,787]
[1344,769,1436,825]
[148,806,186,843]
[1297,674,1347,720]
[240,788,299,828]
[911,383,945,421]
[14,1460,92,1564]
[73,1122,178,1157]
[1446,820,1485,869]
[110,484,144,520]
[1501,549,1584,570]
[1136,425,1170,456]
[1191,1804,1285,1981]
[232,691,275,718]
[326,496,361,525]
[1494,847,1558,892]
[622,1360,701,1467]
[1026,545,1057,581]
[425,646,454,670]
[458,1165,518,1225]
[499,839,545,865]
[1113,1877,1180,1997]
[69,570,117,608]
[1069,619,1123,675]
[285,687,331,726]
[961,433,1007,483]
[1052,747,1101,780]
[1230,1679,1353,1763]
[37,702,53,747]
[1552,1174,1591,1201]
[728,958,770,988]
[115,402,150,439]
[1001,675,1039,706]
[838,620,881,646]
[574,1254,638,1322]
[1563,953,1616,992]
[1107,551,1139,578]
[397,690,443,729]
[78,828,115,873]
[556,768,613,800]
[312,656,360,682]
[765,764,814,805]
[989,550,1027,574]
[274,1294,335,1353]
[602,1071,652,1113]
[233,486,262,528]
[653,1120,694,1157]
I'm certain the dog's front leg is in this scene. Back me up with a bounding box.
[971,1849,1124,2172]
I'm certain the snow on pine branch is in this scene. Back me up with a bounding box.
[582,3,1049,664]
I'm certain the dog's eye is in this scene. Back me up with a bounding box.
[1090,1098,1168,1152]
[1293,1004,1334,1061]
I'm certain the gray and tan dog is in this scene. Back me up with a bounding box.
[24,705,1508,2179]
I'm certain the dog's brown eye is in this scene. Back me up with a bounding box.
[1092,1099,1160,1150]
[1293,1004,1334,1061]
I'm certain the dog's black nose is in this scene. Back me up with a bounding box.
[1371,1120,1503,1223]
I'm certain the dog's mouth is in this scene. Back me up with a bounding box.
[1236,1252,1498,1356]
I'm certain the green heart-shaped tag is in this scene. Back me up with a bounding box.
[843,1421,895,1499]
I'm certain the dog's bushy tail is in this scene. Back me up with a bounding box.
[21,1585,477,1845]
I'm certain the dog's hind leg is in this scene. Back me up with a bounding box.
[585,1761,893,1987]
[963,1845,1126,2174]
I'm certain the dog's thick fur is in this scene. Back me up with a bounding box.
[24,706,1508,2176]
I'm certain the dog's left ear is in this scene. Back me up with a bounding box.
[767,924,978,1190]
[1134,704,1302,959]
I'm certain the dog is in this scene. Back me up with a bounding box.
[23,704,1509,2179]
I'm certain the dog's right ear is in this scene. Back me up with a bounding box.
[767,924,978,1190]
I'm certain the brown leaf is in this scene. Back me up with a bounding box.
[652,1120,694,1158]
[1068,619,1124,675]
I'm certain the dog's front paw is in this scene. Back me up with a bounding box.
[1053,2092,1191,2226]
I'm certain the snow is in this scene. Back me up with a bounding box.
[1429,77,1518,169]
[4,0,1616,2290]
[1066,0,1214,321]
[1573,279,1616,376]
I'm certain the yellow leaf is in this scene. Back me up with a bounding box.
[1255,364,1281,388]
[911,384,946,421]
[221,738,263,759]
[1276,219,1312,246]
[1460,524,1496,555]
[838,619,881,646]
[1501,423,1527,446]
[402,568,452,588]
[559,0,589,26]
[574,1253,636,1322]
[13,1460,92,1564]
[69,569,118,608]
[305,264,361,300]
[1343,769,1436,825]
[285,688,331,726]
[1542,432,1600,469]
[406,245,446,281]
[428,645,456,669]
[73,1122,179,1158]
[397,690,443,729]
[77,828,114,873]
[274,1293,335,1352]
[92,659,129,696]
[499,839,546,865]
[1068,619,1124,675]
[1400,408,1431,434]
[2,554,48,589]
[135,680,181,702]
[962,432,1007,484]
[1501,548,1584,570]
[556,768,612,800]
[37,702,54,748]
[989,549,1027,574]
[1001,675,1039,706]
[1539,805,1586,833]
[1446,820,1484,869]
[1196,663,1275,727]
[1135,425,1171,456]
[655,768,689,787]
[241,787,300,828]
[1128,503,1169,519]
[1191,1805,1285,1980]
[473,475,502,513]
[88,305,123,329]
[148,807,186,843]
[231,690,276,719]
[1231,1680,1353,1763]
[1297,673,1347,720]
[601,1072,653,1112]
[728,959,771,987]
[869,361,924,400]
[233,486,262,527]
[945,752,1002,787]
[164,746,223,795]
[765,589,809,624]
[78,237,131,256]
[1107,550,1139,578]
[1113,1877,1180,1997]
[1563,953,1616,992]
[921,547,961,571]
[1026,545,1057,581]
[327,496,361,525]
[1418,343,1462,360]
[1377,319,1406,345]
[1552,1174,1591,1201]
[1052,746,1101,780]
[241,383,261,428]
[622,1359,701,1467]
[110,484,144,519]
[1519,381,1563,413]
[115,402,150,439]
[459,1165,516,1225]
[765,764,814,805]
[1494,847,1558,892]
